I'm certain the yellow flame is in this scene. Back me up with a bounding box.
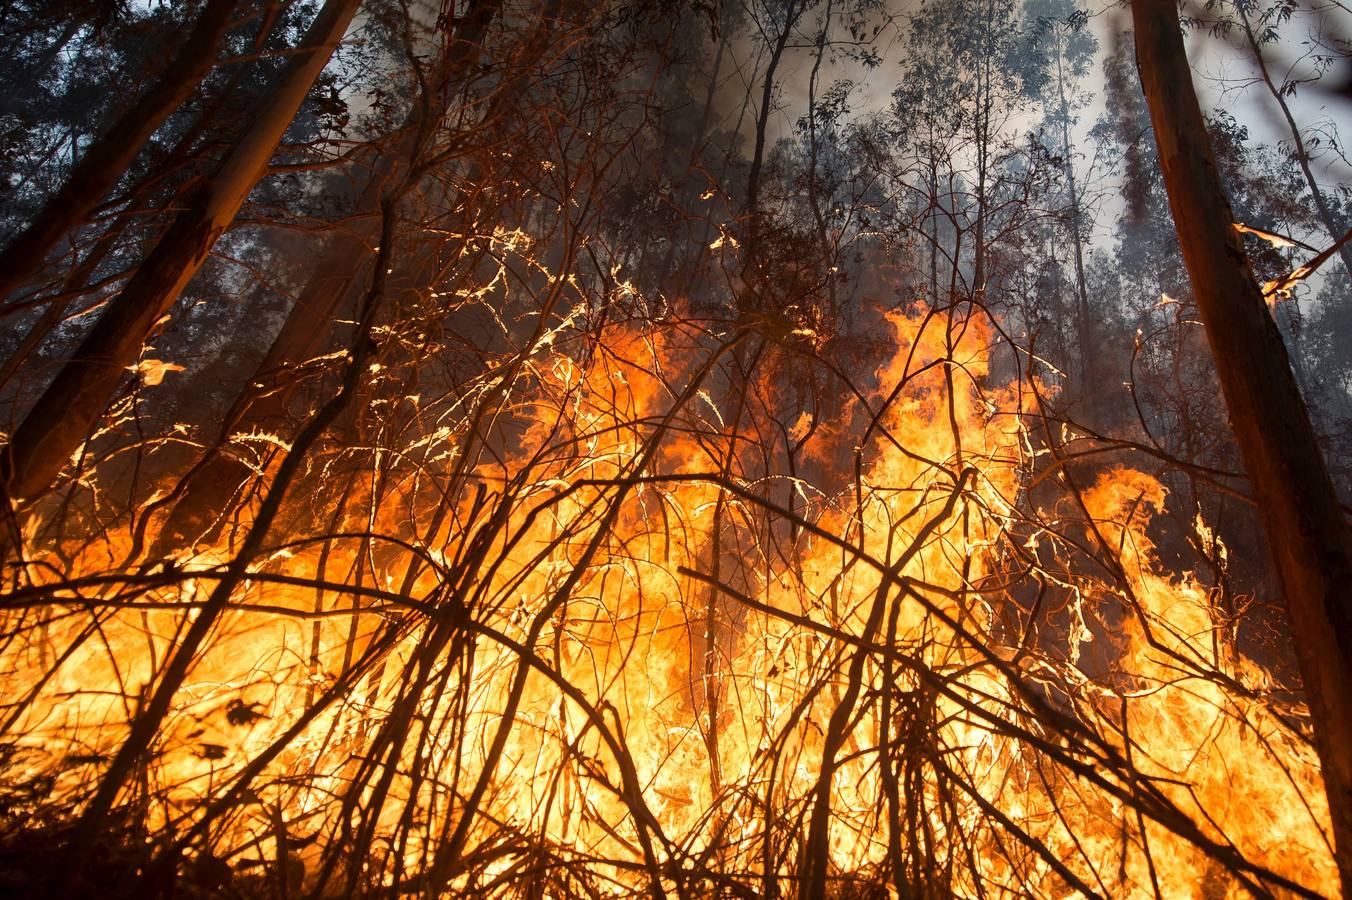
[0,304,1336,896]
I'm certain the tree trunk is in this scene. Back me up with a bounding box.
[1054,32,1096,423]
[745,0,805,277]
[1132,3,1352,893]
[0,0,240,302]
[152,0,506,552]
[972,18,990,296]
[0,0,292,395]
[651,28,726,296]
[0,0,361,510]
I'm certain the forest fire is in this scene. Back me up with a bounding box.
[0,306,1337,896]
[1,0,1350,897]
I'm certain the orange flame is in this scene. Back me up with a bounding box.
[0,303,1337,896]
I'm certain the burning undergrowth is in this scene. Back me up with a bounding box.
[0,302,1337,897]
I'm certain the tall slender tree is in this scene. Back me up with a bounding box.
[0,0,241,302]
[1132,1,1352,892]
[150,0,506,553]
[0,0,362,513]
[1023,0,1099,415]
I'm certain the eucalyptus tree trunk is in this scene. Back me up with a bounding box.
[152,0,507,553]
[651,29,727,295]
[0,0,240,301]
[972,4,992,295]
[1132,2,1352,892]
[1052,29,1095,422]
[0,0,362,510]
[0,2,287,394]
[806,0,838,320]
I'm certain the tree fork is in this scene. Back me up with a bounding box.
[1131,1,1352,891]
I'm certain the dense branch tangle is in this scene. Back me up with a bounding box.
[0,286,1335,896]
